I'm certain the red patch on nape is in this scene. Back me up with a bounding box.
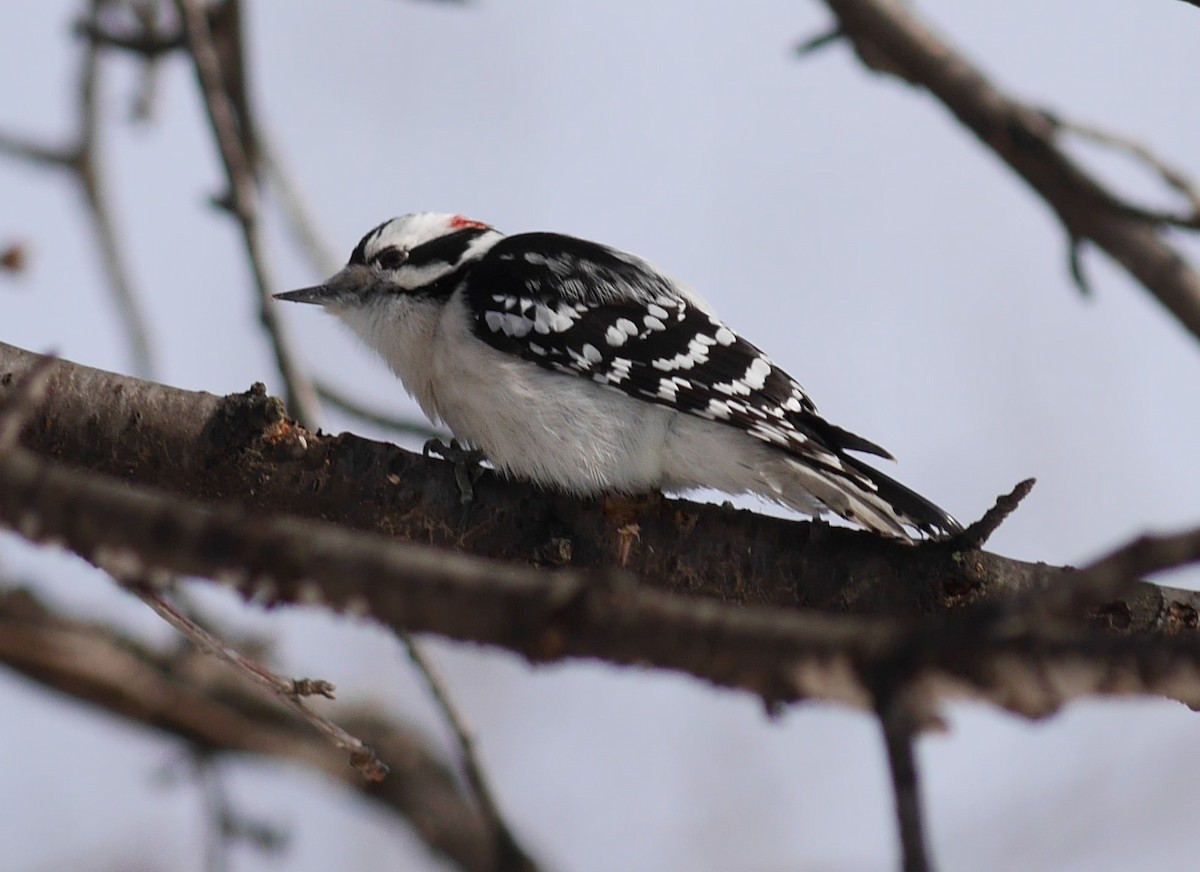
[449,214,490,230]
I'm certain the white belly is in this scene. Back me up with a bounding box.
[429,311,675,494]
[332,287,827,515]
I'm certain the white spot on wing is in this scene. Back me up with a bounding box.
[532,303,577,334]
[714,380,750,396]
[742,356,771,391]
[707,398,732,419]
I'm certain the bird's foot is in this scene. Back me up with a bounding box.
[423,438,487,505]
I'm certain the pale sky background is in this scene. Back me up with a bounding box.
[2,2,1199,871]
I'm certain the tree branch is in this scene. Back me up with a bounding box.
[4,342,1200,724]
[0,586,521,872]
[172,0,320,426]
[400,633,537,871]
[817,0,1200,346]
[126,580,388,781]
[6,338,1196,629]
[876,684,931,872]
[0,0,157,377]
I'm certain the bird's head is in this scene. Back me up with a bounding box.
[274,212,502,310]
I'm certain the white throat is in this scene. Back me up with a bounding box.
[333,294,446,423]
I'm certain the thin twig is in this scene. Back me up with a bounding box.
[0,0,156,378]
[192,752,287,867]
[76,1,156,378]
[1066,234,1091,296]
[0,134,73,167]
[74,14,185,57]
[400,632,537,869]
[173,0,321,427]
[1045,111,1200,229]
[1019,525,1200,623]
[196,755,232,872]
[317,381,448,441]
[0,584,502,872]
[952,478,1036,549]
[127,582,388,781]
[876,685,933,872]
[820,0,1200,347]
[794,26,845,57]
[260,133,342,277]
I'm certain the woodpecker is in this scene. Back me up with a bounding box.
[276,212,959,541]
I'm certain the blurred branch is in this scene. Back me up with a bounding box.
[125,580,388,781]
[1044,111,1200,229]
[401,634,537,871]
[0,586,522,872]
[316,381,448,441]
[814,0,1200,345]
[793,26,846,58]
[0,0,156,377]
[5,344,1200,726]
[876,685,930,872]
[192,753,288,871]
[173,0,321,427]
[260,134,342,276]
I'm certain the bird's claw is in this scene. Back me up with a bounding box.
[423,438,487,505]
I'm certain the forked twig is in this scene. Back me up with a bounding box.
[128,581,387,781]
[1046,111,1200,229]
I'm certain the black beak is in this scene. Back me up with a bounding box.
[273,286,332,305]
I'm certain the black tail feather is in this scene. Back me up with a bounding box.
[841,455,961,538]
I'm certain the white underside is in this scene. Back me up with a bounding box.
[335,290,911,538]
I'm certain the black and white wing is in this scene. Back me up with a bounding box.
[465,232,958,537]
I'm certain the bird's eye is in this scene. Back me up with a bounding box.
[374,247,409,270]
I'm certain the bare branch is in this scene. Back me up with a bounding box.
[74,14,185,57]
[0,0,157,377]
[401,634,538,870]
[75,1,157,378]
[819,0,1200,346]
[1045,111,1200,229]
[126,581,387,781]
[7,345,1200,721]
[1020,526,1200,623]
[0,586,515,872]
[6,338,1200,632]
[173,0,321,426]
[0,132,75,168]
[876,686,932,872]
[794,26,846,58]
[953,478,1036,549]
[260,134,343,277]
